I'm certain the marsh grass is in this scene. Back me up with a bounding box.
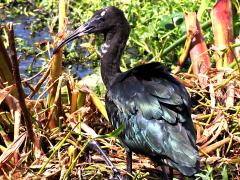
[0,0,239,179]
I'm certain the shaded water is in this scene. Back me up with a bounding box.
[1,14,93,95]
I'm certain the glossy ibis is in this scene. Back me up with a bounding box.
[54,6,199,178]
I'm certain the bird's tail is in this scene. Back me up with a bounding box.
[162,157,200,177]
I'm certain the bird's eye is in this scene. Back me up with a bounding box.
[97,17,105,24]
[94,15,105,23]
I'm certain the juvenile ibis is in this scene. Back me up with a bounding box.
[54,6,199,178]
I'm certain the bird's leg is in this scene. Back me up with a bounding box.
[85,149,92,163]
[169,167,173,179]
[160,165,170,180]
[126,150,132,180]
[88,140,122,180]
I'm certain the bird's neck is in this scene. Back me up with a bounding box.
[100,27,129,89]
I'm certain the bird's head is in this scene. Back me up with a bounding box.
[53,6,129,54]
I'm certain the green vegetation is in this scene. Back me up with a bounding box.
[0,0,215,68]
[0,0,239,179]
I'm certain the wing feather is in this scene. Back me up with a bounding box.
[105,63,199,176]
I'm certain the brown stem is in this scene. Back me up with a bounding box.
[200,137,231,156]
[6,23,35,143]
[22,66,47,83]
[47,76,63,127]
[28,67,50,99]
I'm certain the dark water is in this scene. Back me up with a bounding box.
[1,15,93,96]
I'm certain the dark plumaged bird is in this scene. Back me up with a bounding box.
[53,6,199,178]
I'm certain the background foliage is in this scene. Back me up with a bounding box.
[0,0,239,179]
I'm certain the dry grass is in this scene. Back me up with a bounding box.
[0,65,239,179]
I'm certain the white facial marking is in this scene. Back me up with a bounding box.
[104,43,110,48]
[101,11,106,16]
[101,43,110,55]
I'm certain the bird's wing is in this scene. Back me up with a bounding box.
[107,63,192,125]
[105,63,198,175]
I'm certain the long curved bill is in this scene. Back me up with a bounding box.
[53,24,93,54]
